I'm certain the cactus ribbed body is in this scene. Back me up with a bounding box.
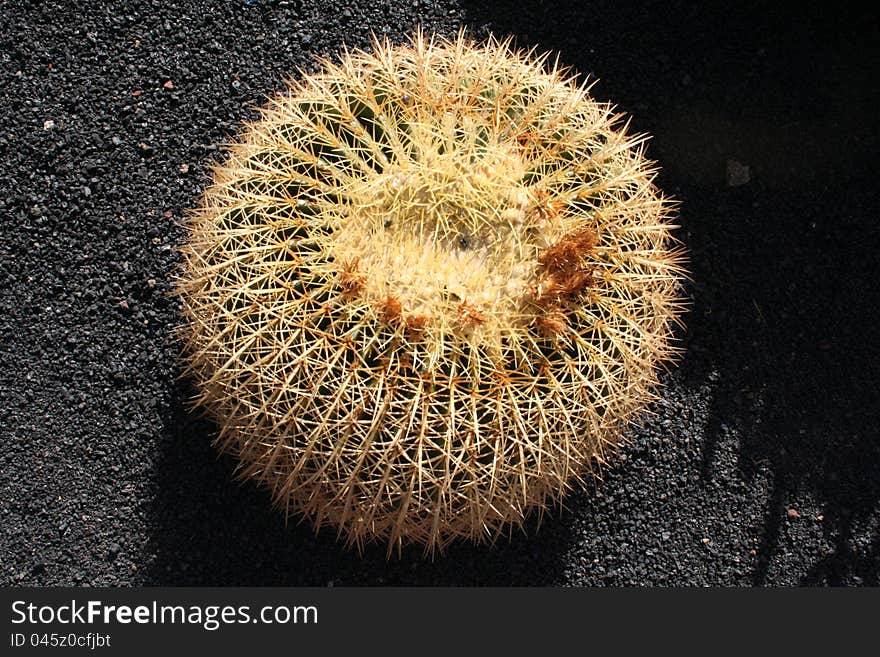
[176,32,687,555]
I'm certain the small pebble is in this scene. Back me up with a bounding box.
[726,159,750,187]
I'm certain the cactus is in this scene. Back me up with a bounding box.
[175,31,687,556]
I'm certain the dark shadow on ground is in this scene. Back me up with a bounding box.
[462,0,880,584]
[680,184,880,585]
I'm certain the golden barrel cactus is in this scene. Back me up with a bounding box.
[175,31,687,556]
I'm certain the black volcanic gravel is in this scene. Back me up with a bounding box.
[1,0,878,586]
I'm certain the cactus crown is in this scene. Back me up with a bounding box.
[175,31,687,556]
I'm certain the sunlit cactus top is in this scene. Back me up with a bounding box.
[175,30,688,556]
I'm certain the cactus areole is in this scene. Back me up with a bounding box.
[175,32,688,556]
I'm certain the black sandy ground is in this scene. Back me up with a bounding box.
[1,1,877,586]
